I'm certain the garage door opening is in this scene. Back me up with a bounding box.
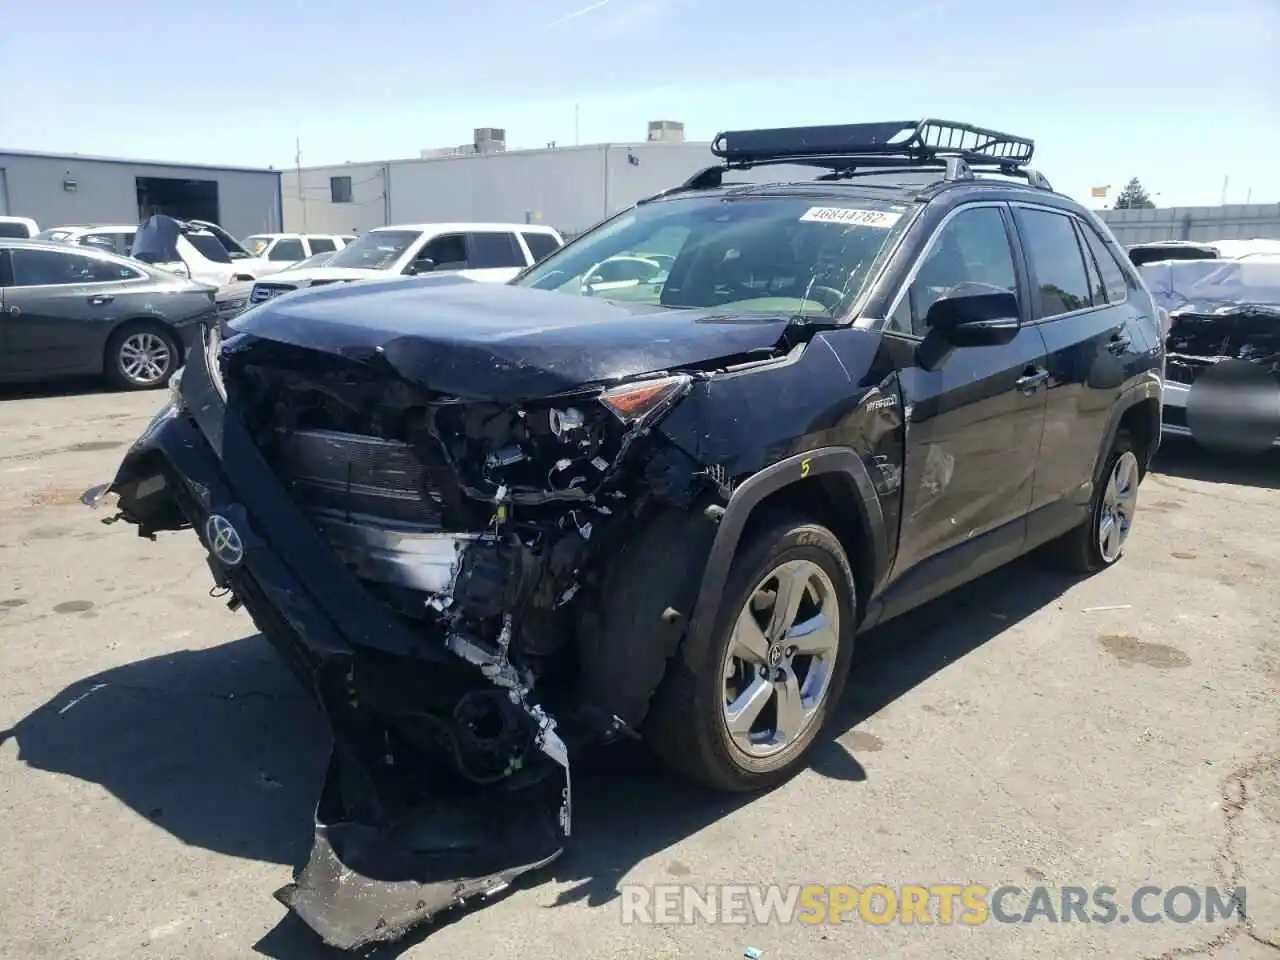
[136,177,220,224]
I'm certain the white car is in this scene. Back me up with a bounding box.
[238,233,355,276]
[129,215,266,286]
[36,223,139,255]
[0,216,39,239]
[246,222,563,306]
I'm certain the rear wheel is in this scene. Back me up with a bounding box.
[1048,429,1140,573]
[105,321,179,391]
[646,516,856,792]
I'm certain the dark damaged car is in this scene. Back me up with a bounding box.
[84,120,1164,949]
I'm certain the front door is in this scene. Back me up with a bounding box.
[879,202,1050,617]
[2,247,138,377]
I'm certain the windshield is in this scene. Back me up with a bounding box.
[326,230,421,270]
[1142,258,1280,312]
[513,195,910,317]
[242,236,272,256]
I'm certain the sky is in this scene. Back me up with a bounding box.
[2,0,1277,208]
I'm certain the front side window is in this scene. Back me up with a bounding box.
[308,237,337,253]
[11,249,141,286]
[269,238,306,261]
[1017,208,1094,317]
[889,206,1017,337]
[417,233,469,271]
[467,232,525,269]
[514,195,910,317]
[243,236,272,256]
[327,230,421,270]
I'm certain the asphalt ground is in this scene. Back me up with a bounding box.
[1,381,1276,960]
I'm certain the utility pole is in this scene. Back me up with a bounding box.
[296,136,308,231]
[575,104,580,146]
[1219,175,1229,206]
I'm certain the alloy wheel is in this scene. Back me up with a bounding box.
[1098,450,1139,563]
[720,559,841,760]
[119,332,172,386]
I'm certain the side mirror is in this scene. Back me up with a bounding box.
[405,258,434,276]
[917,289,1020,371]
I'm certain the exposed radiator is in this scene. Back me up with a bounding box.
[275,429,441,527]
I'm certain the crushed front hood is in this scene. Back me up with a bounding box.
[229,276,797,401]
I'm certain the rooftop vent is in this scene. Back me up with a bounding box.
[647,120,685,143]
[474,127,507,153]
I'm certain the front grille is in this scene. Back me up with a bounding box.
[1163,405,1188,429]
[274,429,441,528]
[250,282,297,304]
[216,297,247,321]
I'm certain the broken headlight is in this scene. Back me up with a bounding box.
[597,373,691,424]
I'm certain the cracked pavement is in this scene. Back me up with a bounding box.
[0,384,1277,960]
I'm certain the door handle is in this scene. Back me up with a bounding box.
[1015,367,1050,394]
[1107,333,1132,354]
[4,305,18,317]
[88,294,115,306]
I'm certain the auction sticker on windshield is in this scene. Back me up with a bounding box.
[799,207,903,228]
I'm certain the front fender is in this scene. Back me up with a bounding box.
[680,446,890,671]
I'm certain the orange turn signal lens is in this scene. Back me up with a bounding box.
[598,374,691,422]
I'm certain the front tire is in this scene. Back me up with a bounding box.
[646,516,856,792]
[1049,429,1141,573]
[105,321,179,391]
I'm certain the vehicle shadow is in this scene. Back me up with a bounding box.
[0,557,1075,958]
[1150,436,1280,490]
[0,377,121,402]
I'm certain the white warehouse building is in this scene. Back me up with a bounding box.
[282,122,716,237]
[0,150,283,238]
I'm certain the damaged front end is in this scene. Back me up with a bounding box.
[85,318,728,949]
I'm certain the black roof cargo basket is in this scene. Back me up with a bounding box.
[711,119,1036,168]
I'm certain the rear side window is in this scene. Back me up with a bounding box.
[0,222,32,239]
[11,249,141,286]
[1016,208,1094,317]
[308,237,337,253]
[269,238,306,261]
[521,231,561,263]
[467,232,525,269]
[1077,223,1129,304]
[184,232,232,263]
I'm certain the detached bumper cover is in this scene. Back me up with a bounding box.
[90,329,570,949]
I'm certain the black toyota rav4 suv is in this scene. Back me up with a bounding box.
[86,119,1164,949]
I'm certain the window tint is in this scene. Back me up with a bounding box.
[521,231,561,263]
[307,237,337,253]
[269,238,306,261]
[417,233,469,270]
[11,249,141,286]
[331,176,353,203]
[1018,209,1094,316]
[889,206,1017,337]
[467,232,525,269]
[1078,223,1129,304]
[184,232,232,263]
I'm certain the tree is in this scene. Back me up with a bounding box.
[1114,178,1156,209]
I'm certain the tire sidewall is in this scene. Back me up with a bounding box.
[691,520,857,787]
[108,323,178,390]
[1086,431,1136,569]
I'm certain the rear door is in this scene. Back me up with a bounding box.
[881,202,1050,614]
[1,247,144,376]
[1013,204,1150,540]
